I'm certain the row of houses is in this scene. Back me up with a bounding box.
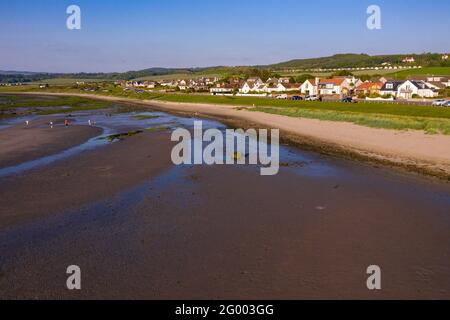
[119,73,449,99]
[229,76,363,96]
[211,75,449,99]
[239,77,305,94]
[307,76,448,99]
[306,76,449,99]
[121,76,220,91]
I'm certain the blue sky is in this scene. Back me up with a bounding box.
[0,0,449,73]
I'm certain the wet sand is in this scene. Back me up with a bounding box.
[0,120,449,299]
[0,130,174,230]
[7,92,450,179]
[0,117,102,168]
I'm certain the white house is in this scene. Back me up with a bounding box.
[133,81,147,88]
[253,83,269,93]
[445,79,450,88]
[210,84,234,95]
[204,77,219,85]
[177,80,188,90]
[146,81,156,89]
[402,57,415,63]
[239,77,265,93]
[380,81,404,97]
[318,78,349,96]
[239,82,252,94]
[397,80,439,99]
[300,79,319,95]
[160,80,176,87]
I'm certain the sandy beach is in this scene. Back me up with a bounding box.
[0,95,449,299]
[10,92,450,179]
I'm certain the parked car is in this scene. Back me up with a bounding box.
[432,99,448,106]
[305,95,319,101]
[443,101,450,107]
[291,95,303,101]
[276,94,288,100]
[341,97,356,103]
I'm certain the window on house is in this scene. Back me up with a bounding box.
[387,84,393,89]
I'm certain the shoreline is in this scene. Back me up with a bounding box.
[3,92,450,181]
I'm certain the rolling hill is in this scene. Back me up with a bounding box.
[2,53,449,84]
[267,53,449,69]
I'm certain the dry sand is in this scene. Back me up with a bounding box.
[10,92,450,179]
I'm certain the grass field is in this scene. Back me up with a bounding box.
[280,68,404,78]
[2,85,450,134]
[389,67,450,79]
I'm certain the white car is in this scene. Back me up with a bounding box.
[443,101,450,107]
[432,99,447,106]
[276,94,288,100]
[305,95,319,101]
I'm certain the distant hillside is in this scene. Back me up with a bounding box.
[0,70,42,75]
[2,53,449,83]
[268,53,449,69]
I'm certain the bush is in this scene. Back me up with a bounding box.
[294,74,314,84]
[357,93,367,99]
